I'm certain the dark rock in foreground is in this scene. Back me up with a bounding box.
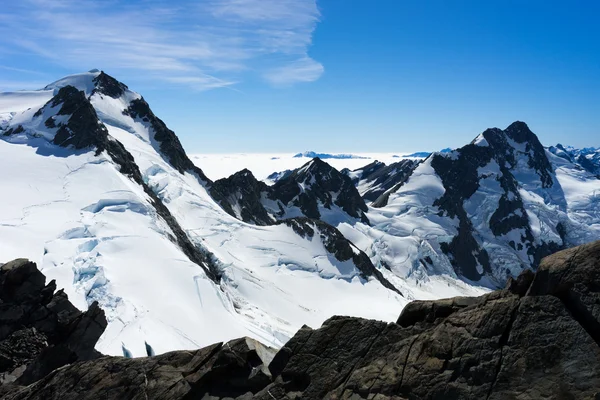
[3,240,600,399]
[0,259,106,389]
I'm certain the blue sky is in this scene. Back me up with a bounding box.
[1,0,599,153]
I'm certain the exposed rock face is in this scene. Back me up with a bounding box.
[430,121,562,280]
[271,158,369,224]
[345,159,419,204]
[91,71,128,99]
[210,169,276,226]
[344,160,386,185]
[39,85,111,150]
[265,169,293,184]
[3,241,600,399]
[5,338,276,400]
[123,97,210,182]
[0,259,106,388]
[0,259,276,399]
[210,158,370,226]
[255,240,600,399]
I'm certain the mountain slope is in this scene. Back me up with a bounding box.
[0,71,420,357]
[210,157,371,226]
[548,143,600,176]
[2,71,598,361]
[343,158,419,202]
[342,122,600,288]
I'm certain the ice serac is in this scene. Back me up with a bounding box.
[3,241,600,399]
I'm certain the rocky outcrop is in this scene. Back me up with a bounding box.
[256,240,600,399]
[265,169,293,184]
[4,241,600,399]
[210,158,370,226]
[36,85,111,150]
[91,71,129,99]
[123,97,210,183]
[344,160,386,185]
[270,158,370,224]
[4,337,276,400]
[0,259,106,389]
[0,258,276,399]
[430,121,562,280]
[210,169,276,226]
[345,159,419,204]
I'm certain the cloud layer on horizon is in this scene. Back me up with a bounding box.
[0,0,323,90]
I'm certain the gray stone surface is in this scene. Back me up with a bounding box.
[3,240,600,399]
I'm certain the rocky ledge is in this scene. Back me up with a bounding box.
[2,241,600,399]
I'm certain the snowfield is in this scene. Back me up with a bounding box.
[0,72,438,357]
[1,71,598,358]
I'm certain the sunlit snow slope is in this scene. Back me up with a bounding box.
[4,71,592,359]
[194,126,600,295]
[1,71,449,357]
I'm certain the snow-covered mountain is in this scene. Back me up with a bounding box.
[548,143,600,176]
[210,158,370,225]
[339,122,600,287]
[1,70,598,359]
[342,159,419,202]
[203,121,600,289]
[0,71,421,357]
[293,151,368,159]
[403,147,453,158]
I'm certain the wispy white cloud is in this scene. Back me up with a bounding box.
[0,80,51,91]
[0,65,48,75]
[265,57,324,86]
[164,75,238,91]
[0,0,323,90]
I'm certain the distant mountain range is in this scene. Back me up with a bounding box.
[403,147,453,158]
[293,148,455,160]
[293,151,368,159]
[548,143,600,176]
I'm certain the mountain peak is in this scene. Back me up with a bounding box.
[480,121,545,154]
[273,158,369,223]
[44,70,101,96]
[304,156,328,170]
[504,120,538,144]
[24,85,110,150]
[293,151,367,160]
[92,71,129,99]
